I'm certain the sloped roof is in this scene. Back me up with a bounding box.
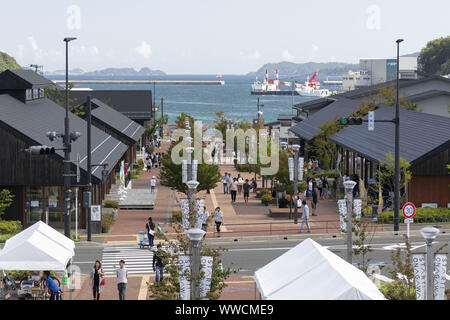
[406,89,450,102]
[293,75,450,111]
[0,69,53,89]
[86,98,145,143]
[289,98,361,142]
[0,94,127,182]
[69,90,152,121]
[329,107,450,165]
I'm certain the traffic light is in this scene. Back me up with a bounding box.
[339,117,363,125]
[25,145,55,155]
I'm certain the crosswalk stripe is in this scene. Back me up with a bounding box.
[101,245,155,275]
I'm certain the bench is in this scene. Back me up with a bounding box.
[269,208,292,218]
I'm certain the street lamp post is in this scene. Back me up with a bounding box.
[420,226,439,300]
[63,37,77,238]
[394,39,403,232]
[292,144,300,224]
[343,180,357,263]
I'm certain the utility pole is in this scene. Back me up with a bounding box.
[292,145,300,224]
[394,39,403,232]
[86,96,92,241]
[256,97,264,121]
[63,37,77,238]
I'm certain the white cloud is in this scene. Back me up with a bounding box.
[311,44,319,52]
[135,41,152,59]
[16,44,24,61]
[282,50,294,62]
[239,50,261,60]
[27,36,46,60]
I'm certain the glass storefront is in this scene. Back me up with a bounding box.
[25,186,81,228]
[26,187,43,225]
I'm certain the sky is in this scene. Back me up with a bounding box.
[0,0,448,74]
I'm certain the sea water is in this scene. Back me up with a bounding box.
[55,74,340,124]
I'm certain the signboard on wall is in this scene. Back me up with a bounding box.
[91,205,101,221]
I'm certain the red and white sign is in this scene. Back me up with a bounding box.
[402,202,416,219]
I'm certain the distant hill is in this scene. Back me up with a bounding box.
[46,67,166,77]
[0,52,21,72]
[247,61,359,78]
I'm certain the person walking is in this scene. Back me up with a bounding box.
[201,206,210,236]
[150,176,157,193]
[243,179,252,204]
[153,244,165,283]
[226,173,232,194]
[306,178,313,200]
[251,178,257,193]
[91,260,105,300]
[237,174,244,194]
[116,260,128,300]
[43,271,63,300]
[146,217,155,247]
[229,178,238,203]
[299,200,311,233]
[222,172,229,194]
[322,176,329,200]
[214,207,223,237]
[311,182,318,216]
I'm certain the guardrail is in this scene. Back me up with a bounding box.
[211,216,450,237]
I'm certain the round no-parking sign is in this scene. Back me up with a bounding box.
[402,202,416,219]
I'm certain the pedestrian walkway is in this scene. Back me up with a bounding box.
[101,245,155,275]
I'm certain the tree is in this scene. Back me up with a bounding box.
[45,83,84,115]
[213,110,228,141]
[159,144,222,195]
[418,36,450,76]
[143,114,168,142]
[0,189,14,219]
[376,152,411,207]
[0,52,21,72]
[149,223,236,300]
[379,235,416,300]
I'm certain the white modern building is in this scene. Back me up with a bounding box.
[342,57,418,91]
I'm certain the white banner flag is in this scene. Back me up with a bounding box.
[338,199,347,233]
[434,253,447,300]
[288,157,294,182]
[199,256,214,299]
[178,255,191,300]
[298,157,304,181]
[181,199,204,230]
[412,253,426,300]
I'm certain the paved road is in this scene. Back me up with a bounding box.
[72,233,450,282]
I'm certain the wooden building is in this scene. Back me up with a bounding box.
[0,70,128,228]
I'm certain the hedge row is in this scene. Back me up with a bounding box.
[377,207,450,224]
[0,220,22,235]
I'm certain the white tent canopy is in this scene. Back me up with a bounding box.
[3,221,75,255]
[254,238,385,300]
[0,221,74,271]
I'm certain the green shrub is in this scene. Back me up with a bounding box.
[71,232,81,242]
[0,220,22,235]
[5,270,30,281]
[101,213,115,233]
[170,210,182,224]
[103,200,119,209]
[378,207,450,224]
[261,193,273,203]
[137,159,145,170]
[379,282,416,300]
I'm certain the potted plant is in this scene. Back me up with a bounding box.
[261,193,272,206]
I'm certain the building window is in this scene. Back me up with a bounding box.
[45,186,61,226]
[26,89,32,101]
[33,89,39,99]
[26,187,43,225]
[39,88,45,98]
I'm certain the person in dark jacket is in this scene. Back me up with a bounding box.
[153,244,165,282]
[146,217,155,247]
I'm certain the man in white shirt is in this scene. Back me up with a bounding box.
[150,176,156,193]
[201,206,210,237]
[116,260,128,300]
[299,200,311,233]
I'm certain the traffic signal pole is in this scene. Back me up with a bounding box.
[63,39,71,238]
[87,96,92,241]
